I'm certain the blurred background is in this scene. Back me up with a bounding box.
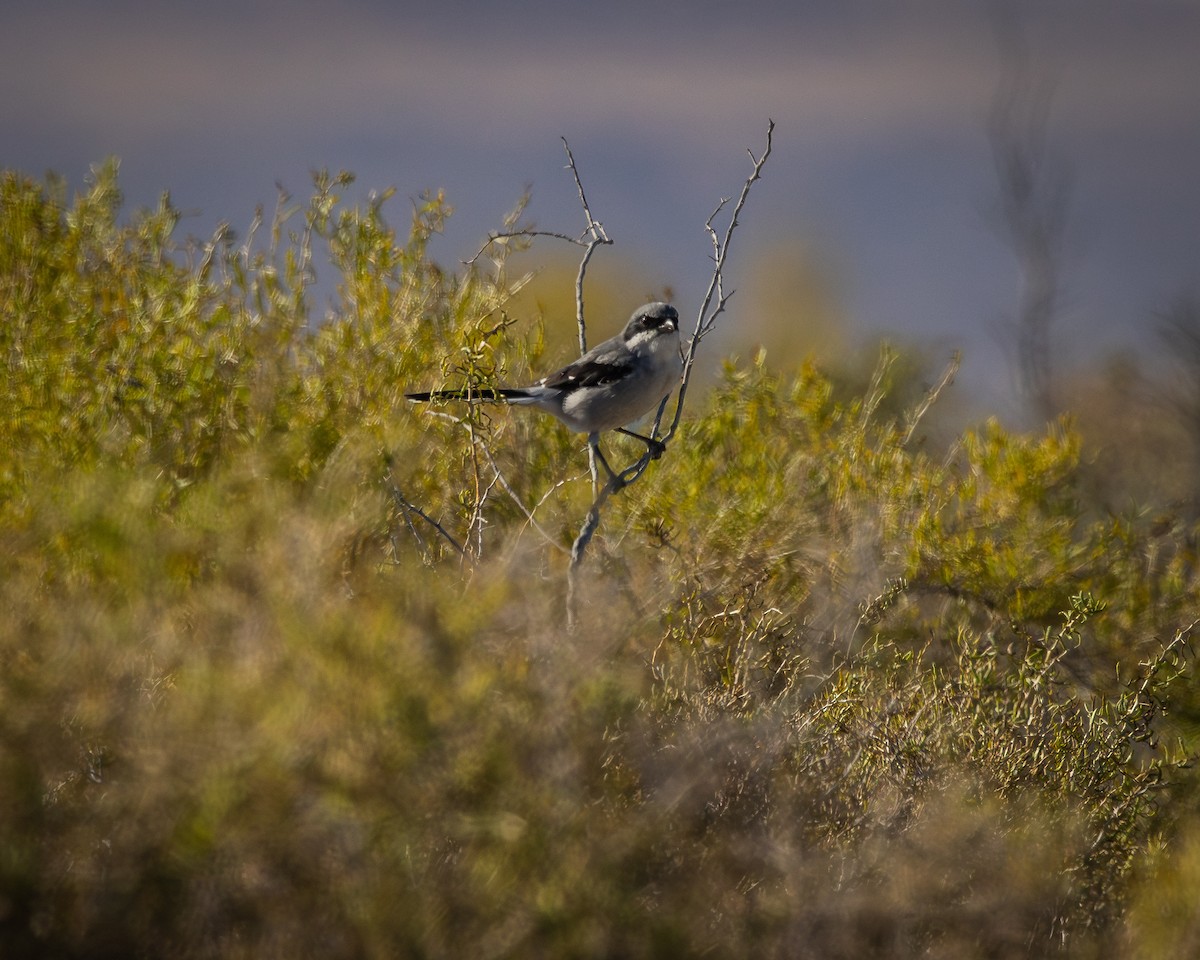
[4,0,1198,423]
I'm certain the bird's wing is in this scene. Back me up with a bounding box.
[538,342,633,392]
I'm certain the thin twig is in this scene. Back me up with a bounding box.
[465,417,485,559]
[468,138,614,495]
[477,441,573,555]
[562,137,603,241]
[567,475,620,630]
[421,409,579,557]
[558,136,614,487]
[386,473,466,559]
[902,351,961,446]
[466,468,501,561]
[665,118,775,443]
[463,229,588,265]
[561,135,611,353]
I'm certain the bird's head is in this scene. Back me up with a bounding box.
[623,302,679,340]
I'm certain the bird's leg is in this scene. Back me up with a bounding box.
[588,432,625,491]
[615,427,667,459]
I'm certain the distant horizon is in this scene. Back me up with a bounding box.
[5,0,1198,416]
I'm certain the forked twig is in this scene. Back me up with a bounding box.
[463,138,615,491]
[560,136,611,353]
[476,439,573,555]
[664,118,775,443]
[902,351,961,446]
[555,136,615,489]
[463,228,589,265]
[386,472,465,560]
[462,138,612,359]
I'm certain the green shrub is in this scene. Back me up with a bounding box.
[2,163,1198,957]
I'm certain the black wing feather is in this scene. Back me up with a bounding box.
[540,355,633,392]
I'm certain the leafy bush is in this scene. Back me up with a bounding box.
[2,163,1199,958]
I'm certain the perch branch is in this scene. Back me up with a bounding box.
[566,120,775,629]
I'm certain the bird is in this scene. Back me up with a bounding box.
[406,301,683,482]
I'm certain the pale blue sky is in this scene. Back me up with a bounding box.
[4,0,1198,410]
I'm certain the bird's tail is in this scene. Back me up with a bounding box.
[405,387,532,403]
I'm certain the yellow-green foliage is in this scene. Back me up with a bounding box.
[3,165,1200,958]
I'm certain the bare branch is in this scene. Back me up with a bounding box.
[562,137,604,241]
[464,138,617,497]
[463,228,586,266]
[462,141,614,350]
[385,472,466,560]
[465,466,501,561]
[560,136,612,353]
[567,467,622,630]
[476,440,573,555]
[556,135,616,486]
[665,118,775,442]
[902,351,961,447]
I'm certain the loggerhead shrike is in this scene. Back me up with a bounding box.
[406,302,683,479]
